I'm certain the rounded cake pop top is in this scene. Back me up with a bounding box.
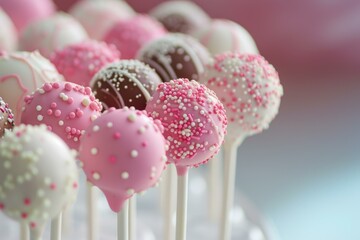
[79,107,168,212]
[21,81,102,150]
[0,124,78,236]
[91,60,162,111]
[200,53,283,140]
[0,0,55,32]
[0,51,64,124]
[19,13,88,58]
[70,0,135,40]
[150,0,210,34]
[0,8,17,52]
[137,33,211,82]
[0,97,14,138]
[146,78,227,175]
[50,40,120,87]
[103,15,167,60]
[192,19,259,56]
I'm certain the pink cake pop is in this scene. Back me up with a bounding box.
[103,15,167,59]
[146,78,227,174]
[50,40,120,87]
[21,81,102,150]
[0,8,17,52]
[0,0,55,32]
[70,0,135,40]
[19,13,88,58]
[78,107,167,212]
[0,124,78,239]
[0,97,14,138]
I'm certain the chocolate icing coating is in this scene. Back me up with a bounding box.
[0,97,14,137]
[91,60,162,111]
[137,33,211,83]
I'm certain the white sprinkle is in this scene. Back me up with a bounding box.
[93,172,101,180]
[36,105,42,111]
[130,150,138,158]
[58,120,64,126]
[37,115,43,121]
[93,125,100,132]
[107,122,113,128]
[91,148,98,155]
[82,98,90,107]
[127,113,136,122]
[121,172,129,179]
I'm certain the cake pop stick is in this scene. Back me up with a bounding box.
[118,200,129,240]
[86,183,98,240]
[146,79,227,240]
[200,53,283,240]
[129,196,136,240]
[162,165,177,240]
[20,223,29,240]
[50,214,62,240]
[208,152,222,220]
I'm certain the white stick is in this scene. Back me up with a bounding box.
[207,150,222,221]
[50,213,62,240]
[20,222,29,240]
[29,225,45,240]
[118,200,129,240]
[219,137,245,240]
[163,165,177,240]
[129,195,136,240]
[175,170,189,240]
[87,182,98,240]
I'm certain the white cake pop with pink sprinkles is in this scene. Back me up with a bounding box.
[21,82,102,150]
[146,78,227,175]
[79,107,168,212]
[200,53,283,140]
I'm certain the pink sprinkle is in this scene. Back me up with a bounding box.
[50,183,56,190]
[67,97,74,104]
[64,83,73,91]
[73,182,78,189]
[71,128,77,134]
[85,87,92,95]
[76,109,83,117]
[54,110,61,117]
[24,198,31,205]
[30,222,37,228]
[47,109,53,115]
[108,156,117,164]
[43,83,52,92]
[65,127,71,133]
[141,141,147,147]
[52,82,60,89]
[21,213,28,219]
[0,203,4,210]
[69,112,76,119]
[113,132,121,139]
[51,102,57,109]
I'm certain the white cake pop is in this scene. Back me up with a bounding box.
[0,8,17,52]
[0,124,79,239]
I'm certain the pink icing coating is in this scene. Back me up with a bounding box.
[146,78,227,175]
[21,81,102,150]
[103,15,167,59]
[78,107,168,212]
[50,40,120,87]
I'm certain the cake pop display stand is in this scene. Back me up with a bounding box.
[0,170,276,240]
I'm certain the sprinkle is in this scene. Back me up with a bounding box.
[130,150,138,158]
[92,172,101,180]
[121,172,129,180]
[91,148,98,155]
[93,125,100,132]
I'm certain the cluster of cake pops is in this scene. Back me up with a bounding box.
[0,1,283,240]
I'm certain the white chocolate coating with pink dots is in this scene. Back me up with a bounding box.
[21,81,102,150]
[0,125,78,233]
[0,51,64,124]
[200,53,283,140]
[78,107,167,212]
[146,78,227,175]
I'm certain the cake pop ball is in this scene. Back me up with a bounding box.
[19,13,88,58]
[137,33,211,82]
[50,40,120,87]
[0,0,55,32]
[0,97,14,138]
[150,0,210,34]
[21,81,102,150]
[192,19,259,56]
[79,107,168,212]
[70,0,135,40]
[146,78,227,175]
[0,124,78,238]
[91,60,162,111]
[200,53,283,140]
[0,8,17,52]
[103,15,167,59]
[0,51,64,124]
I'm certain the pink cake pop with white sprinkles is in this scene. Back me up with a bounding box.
[21,82,102,150]
[146,78,227,175]
[50,40,120,87]
[78,107,167,212]
[200,53,283,140]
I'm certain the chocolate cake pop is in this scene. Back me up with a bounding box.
[21,82,102,150]
[91,60,162,111]
[138,33,211,82]
[0,97,14,137]
[50,40,120,87]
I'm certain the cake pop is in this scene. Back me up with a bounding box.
[0,124,78,239]
[91,60,162,111]
[150,0,210,34]
[103,15,167,59]
[21,81,102,150]
[0,51,64,124]
[70,0,135,40]
[50,40,120,87]
[146,78,227,240]
[19,13,88,58]
[0,0,55,32]
[199,53,283,240]
[79,107,167,211]
[192,19,259,56]
[0,97,14,138]
[0,8,17,52]
[137,33,211,82]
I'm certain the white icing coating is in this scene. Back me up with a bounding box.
[0,8,17,52]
